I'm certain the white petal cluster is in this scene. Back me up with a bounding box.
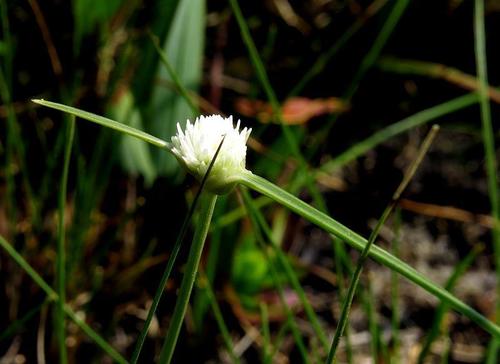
[168,115,251,194]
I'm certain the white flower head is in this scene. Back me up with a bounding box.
[168,114,252,194]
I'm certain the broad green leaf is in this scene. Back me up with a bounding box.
[146,0,205,176]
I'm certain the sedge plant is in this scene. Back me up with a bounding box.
[30,99,500,362]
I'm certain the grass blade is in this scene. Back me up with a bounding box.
[326,126,439,364]
[390,208,402,363]
[344,0,410,99]
[474,1,500,360]
[319,93,478,174]
[417,245,483,364]
[32,99,169,149]
[55,115,75,364]
[326,125,440,363]
[131,136,226,363]
[198,271,240,363]
[158,193,217,364]
[0,235,128,363]
[241,189,311,363]
[236,170,500,339]
[289,0,389,97]
[240,188,330,352]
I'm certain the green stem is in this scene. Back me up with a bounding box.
[319,93,478,174]
[158,193,217,364]
[326,203,393,363]
[130,177,207,363]
[228,0,326,214]
[149,32,198,114]
[474,1,500,360]
[289,0,389,97]
[242,190,311,363]
[260,302,271,363]
[390,208,401,364]
[132,136,225,363]
[344,0,410,99]
[417,245,482,364]
[56,116,75,364]
[236,171,500,339]
[199,271,240,364]
[241,188,329,351]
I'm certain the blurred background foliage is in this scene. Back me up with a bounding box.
[1,0,500,362]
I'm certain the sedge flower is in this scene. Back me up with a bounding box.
[168,114,252,194]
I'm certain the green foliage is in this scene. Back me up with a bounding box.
[73,0,125,48]
[147,0,205,176]
[110,91,157,185]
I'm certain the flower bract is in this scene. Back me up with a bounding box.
[168,115,251,194]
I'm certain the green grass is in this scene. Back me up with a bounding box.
[3,1,500,362]
[474,0,500,361]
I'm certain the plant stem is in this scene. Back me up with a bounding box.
[289,0,389,97]
[132,136,226,363]
[474,0,500,360]
[241,188,330,351]
[236,170,500,339]
[199,271,240,363]
[390,208,401,364]
[343,0,410,100]
[158,193,217,364]
[56,116,75,364]
[310,125,438,362]
[417,245,482,364]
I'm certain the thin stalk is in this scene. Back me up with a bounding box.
[32,99,169,149]
[240,188,330,352]
[344,0,410,100]
[236,151,500,340]
[199,272,240,364]
[149,32,198,113]
[390,208,401,363]
[228,0,326,212]
[0,0,13,84]
[158,193,218,364]
[241,190,311,363]
[131,136,227,363]
[417,245,482,364]
[289,0,389,97]
[0,235,128,363]
[473,1,500,360]
[314,0,409,146]
[268,321,290,364]
[332,238,354,363]
[260,302,271,363]
[377,56,500,103]
[193,196,228,331]
[239,168,500,339]
[365,282,381,363]
[319,93,478,174]
[56,116,75,364]
[326,125,439,363]
[1,66,38,228]
[0,299,49,341]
